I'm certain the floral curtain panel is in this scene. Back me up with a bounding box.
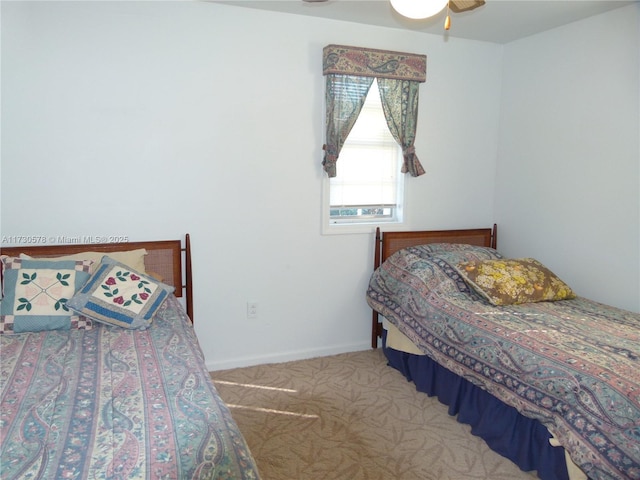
[322,74,374,178]
[322,44,427,178]
[378,78,425,177]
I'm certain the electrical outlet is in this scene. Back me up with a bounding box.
[247,302,258,319]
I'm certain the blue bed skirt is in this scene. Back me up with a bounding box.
[382,331,570,480]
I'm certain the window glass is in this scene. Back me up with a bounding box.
[328,79,403,227]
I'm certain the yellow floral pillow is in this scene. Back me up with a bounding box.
[455,258,576,306]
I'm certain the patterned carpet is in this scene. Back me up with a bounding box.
[211,349,538,480]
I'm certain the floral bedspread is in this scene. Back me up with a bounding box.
[366,245,640,480]
[0,296,260,480]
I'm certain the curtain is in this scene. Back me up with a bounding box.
[377,78,425,177]
[322,74,374,178]
[322,45,427,178]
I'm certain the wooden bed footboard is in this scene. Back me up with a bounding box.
[1,234,194,322]
[370,224,496,348]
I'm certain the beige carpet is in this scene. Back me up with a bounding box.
[212,349,538,480]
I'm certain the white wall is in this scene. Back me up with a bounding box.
[1,2,503,369]
[495,4,640,313]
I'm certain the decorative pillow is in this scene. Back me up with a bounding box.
[146,271,164,282]
[0,256,93,334]
[67,256,174,329]
[20,248,147,273]
[455,257,576,306]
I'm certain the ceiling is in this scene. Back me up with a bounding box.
[212,0,636,43]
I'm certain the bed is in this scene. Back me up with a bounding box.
[0,235,261,479]
[366,225,640,480]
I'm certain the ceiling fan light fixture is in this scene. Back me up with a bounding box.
[390,0,449,19]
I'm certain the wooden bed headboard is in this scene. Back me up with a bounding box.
[371,225,497,347]
[1,234,194,322]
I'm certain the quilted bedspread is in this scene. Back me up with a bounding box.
[0,296,260,480]
[366,245,640,480]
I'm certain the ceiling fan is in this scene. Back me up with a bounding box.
[302,0,485,30]
[445,0,485,13]
[442,0,486,29]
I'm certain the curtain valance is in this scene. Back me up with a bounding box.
[322,44,426,83]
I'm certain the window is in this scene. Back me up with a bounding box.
[327,80,404,228]
[321,45,426,235]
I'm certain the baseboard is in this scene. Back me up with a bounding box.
[206,341,371,372]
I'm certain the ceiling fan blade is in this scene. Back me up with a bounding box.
[449,0,485,13]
